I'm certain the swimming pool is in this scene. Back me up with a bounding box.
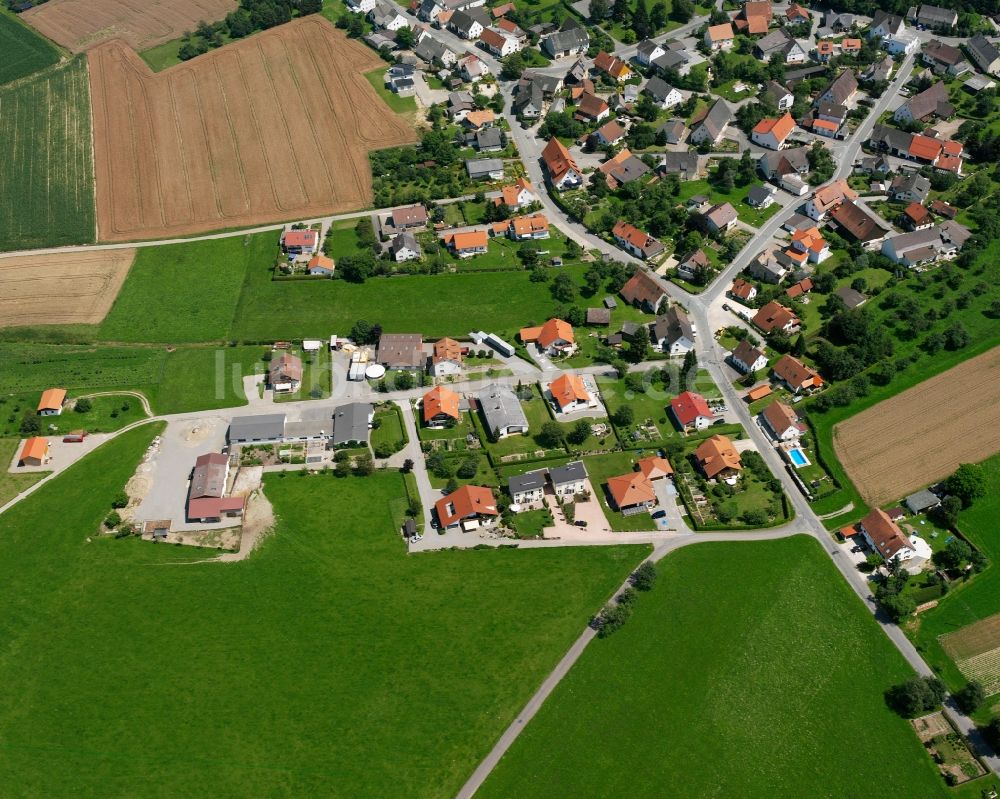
[788,447,810,468]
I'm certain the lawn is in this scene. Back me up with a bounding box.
[511,508,552,538]
[598,373,675,442]
[479,536,950,799]
[0,56,94,251]
[676,177,781,228]
[364,68,417,115]
[233,252,596,340]
[0,9,60,85]
[911,453,1000,699]
[6,394,147,439]
[0,428,649,796]
[0,342,166,396]
[100,233,273,343]
[138,29,237,73]
[0,438,47,504]
[149,345,269,415]
[324,218,368,258]
[371,403,408,456]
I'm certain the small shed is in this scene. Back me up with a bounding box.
[904,489,941,515]
[603,296,618,309]
[586,308,612,326]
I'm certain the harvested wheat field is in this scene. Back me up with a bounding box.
[0,249,135,327]
[834,347,1000,507]
[88,17,415,242]
[22,0,237,53]
[940,613,1000,695]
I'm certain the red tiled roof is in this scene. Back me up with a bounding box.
[435,485,498,526]
[695,435,742,479]
[908,134,943,162]
[37,388,66,412]
[19,437,48,463]
[772,353,819,390]
[670,390,713,426]
[423,385,462,423]
[752,300,799,333]
[637,455,673,479]
[549,373,589,409]
[752,112,795,142]
[607,471,656,508]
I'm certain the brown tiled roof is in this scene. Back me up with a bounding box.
[762,401,800,435]
[861,508,911,559]
[435,485,498,526]
[772,353,819,389]
[695,435,742,479]
[752,300,799,333]
[620,269,666,308]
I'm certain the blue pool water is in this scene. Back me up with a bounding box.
[789,448,809,467]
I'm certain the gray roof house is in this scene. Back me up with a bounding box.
[755,28,807,62]
[689,100,732,145]
[658,151,700,179]
[549,461,587,495]
[966,33,1000,76]
[332,402,374,446]
[657,118,686,144]
[415,36,457,67]
[466,157,505,180]
[904,488,941,514]
[910,4,958,28]
[477,384,529,438]
[388,232,422,262]
[228,413,287,444]
[541,25,589,57]
[818,70,858,106]
[650,306,695,355]
[758,146,809,179]
[508,470,547,504]
[474,128,505,152]
[889,172,931,203]
[651,50,689,73]
[893,81,953,123]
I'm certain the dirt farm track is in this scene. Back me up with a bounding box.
[88,17,416,242]
[833,347,1000,507]
[0,250,135,328]
[22,0,239,53]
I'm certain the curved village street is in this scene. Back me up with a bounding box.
[2,15,996,791]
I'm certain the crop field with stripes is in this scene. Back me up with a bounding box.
[0,56,95,251]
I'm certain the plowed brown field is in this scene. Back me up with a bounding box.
[22,0,238,53]
[88,17,415,242]
[833,347,1000,507]
[0,249,135,327]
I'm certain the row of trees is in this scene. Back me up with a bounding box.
[178,0,320,61]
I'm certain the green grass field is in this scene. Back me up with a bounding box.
[479,536,949,798]
[0,9,60,85]
[0,394,147,439]
[0,427,646,796]
[0,55,94,251]
[149,345,269,415]
[0,438,47,504]
[0,342,166,395]
[364,67,417,114]
[912,453,1000,698]
[100,234,272,343]
[371,403,407,455]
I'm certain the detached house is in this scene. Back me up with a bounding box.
[430,338,463,377]
[612,220,664,260]
[764,80,794,111]
[761,401,804,441]
[967,34,1000,76]
[435,485,499,530]
[187,453,245,523]
[542,138,583,190]
[752,301,800,334]
[805,179,857,221]
[695,435,742,482]
[650,306,696,356]
[422,385,462,425]
[477,383,529,438]
[495,177,538,211]
[643,77,684,110]
[703,202,738,234]
[636,39,666,66]
[670,390,714,431]
[548,373,594,413]
[754,28,807,63]
[729,278,757,303]
[751,113,795,150]
[281,228,318,255]
[448,8,488,38]
[922,39,971,75]
[442,229,489,258]
[606,471,657,516]
[37,388,66,416]
[520,318,575,355]
[389,232,421,263]
[594,50,632,82]
[772,353,821,393]
[542,24,589,58]
[269,353,303,392]
[818,70,858,106]
[729,339,768,374]
[677,248,711,281]
[689,100,732,146]
[705,23,735,51]
[620,269,668,313]
[893,81,953,124]
[858,508,917,562]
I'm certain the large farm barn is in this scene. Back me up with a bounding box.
[88,17,416,242]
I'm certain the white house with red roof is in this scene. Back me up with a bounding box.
[751,113,795,150]
[670,390,714,431]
